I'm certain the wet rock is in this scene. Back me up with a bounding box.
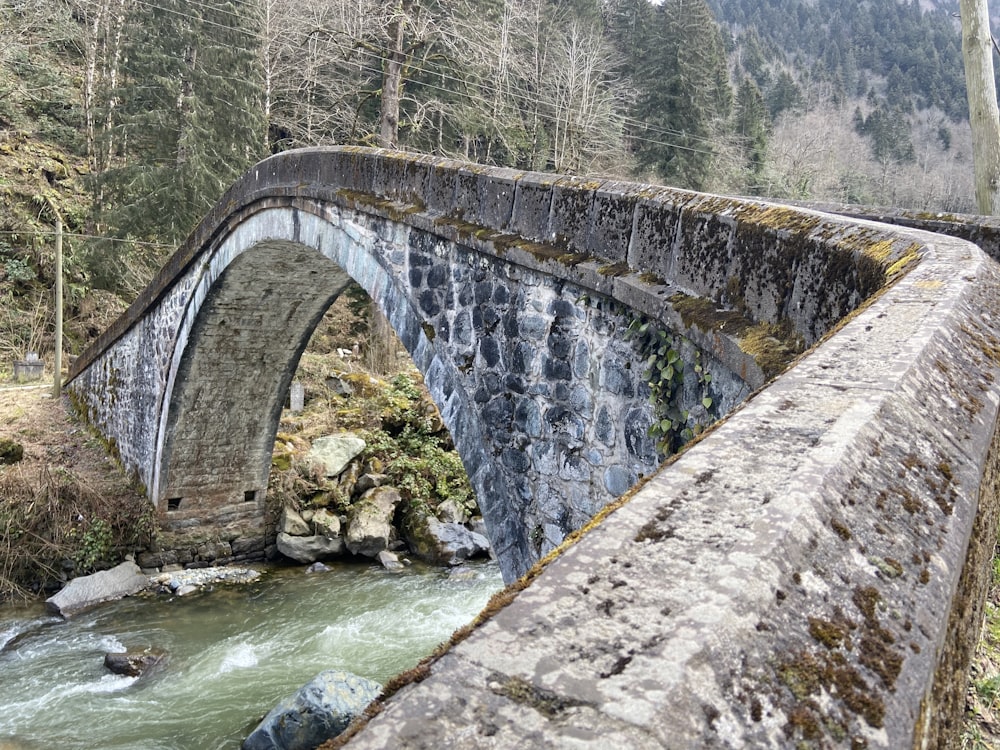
[104,648,168,678]
[137,550,179,570]
[448,566,478,582]
[307,434,366,478]
[276,533,345,564]
[377,550,405,572]
[402,507,491,566]
[150,566,261,595]
[241,670,381,750]
[345,487,402,558]
[305,562,330,574]
[45,561,149,617]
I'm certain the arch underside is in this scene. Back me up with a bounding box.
[159,241,350,516]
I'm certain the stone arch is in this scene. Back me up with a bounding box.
[153,202,663,581]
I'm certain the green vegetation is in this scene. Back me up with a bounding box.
[618,0,732,190]
[964,539,1000,748]
[625,317,715,455]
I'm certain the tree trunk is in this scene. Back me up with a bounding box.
[379,3,405,149]
[960,0,1000,215]
[82,0,108,175]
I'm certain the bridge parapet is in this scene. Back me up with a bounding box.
[71,148,917,395]
[332,192,1000,746]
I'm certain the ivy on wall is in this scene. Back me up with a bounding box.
[626,318,715,455]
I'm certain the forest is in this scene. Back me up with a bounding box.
[0,0,984,358]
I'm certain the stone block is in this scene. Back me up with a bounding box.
[508,172,555,242]
[548,177,603,255]
[46,562,150,617]
[626,186,691,282]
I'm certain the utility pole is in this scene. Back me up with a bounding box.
[52,219,63,398]
[960,0,1000,214]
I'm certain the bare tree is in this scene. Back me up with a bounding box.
[959,0,1000,214]
[542,20,626,174]
[445,0,533,163]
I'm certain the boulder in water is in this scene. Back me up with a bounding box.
[45,561,149,617]
[402,506,491,566]
[104,648,168,678]
[377,550,405,572]
[241,670,381,750]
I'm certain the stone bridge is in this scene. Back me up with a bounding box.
[67,147,1000,747]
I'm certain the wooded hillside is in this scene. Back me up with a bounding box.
[0,0,985,366]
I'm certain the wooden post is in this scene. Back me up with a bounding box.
[52,219,63,398]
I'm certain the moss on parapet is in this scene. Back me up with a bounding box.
[668,293,803,380]
[738,321,806,380]
[431,214,592,267]
[334,188,426,223]
[670,292,752,336]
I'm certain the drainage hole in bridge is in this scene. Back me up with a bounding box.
[166,497,182,511]
[244,490,258,502]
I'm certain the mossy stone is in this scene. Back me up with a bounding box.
[0,437,24,464]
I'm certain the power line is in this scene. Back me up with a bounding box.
[0,230,174,248]
[99,0,737,159]
[3,0,746,183]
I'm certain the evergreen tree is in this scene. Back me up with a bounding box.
[738,27,770,87]
[99,0,266,245]
[630,0,731,189]
[734,75,769,189]
[767,70,802,119]
[858,104,915,166]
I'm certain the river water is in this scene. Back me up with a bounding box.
[0,560,502,750]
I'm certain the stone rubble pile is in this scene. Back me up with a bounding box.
[276,431,492,571]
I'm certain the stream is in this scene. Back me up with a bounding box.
[0,560,502,749]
